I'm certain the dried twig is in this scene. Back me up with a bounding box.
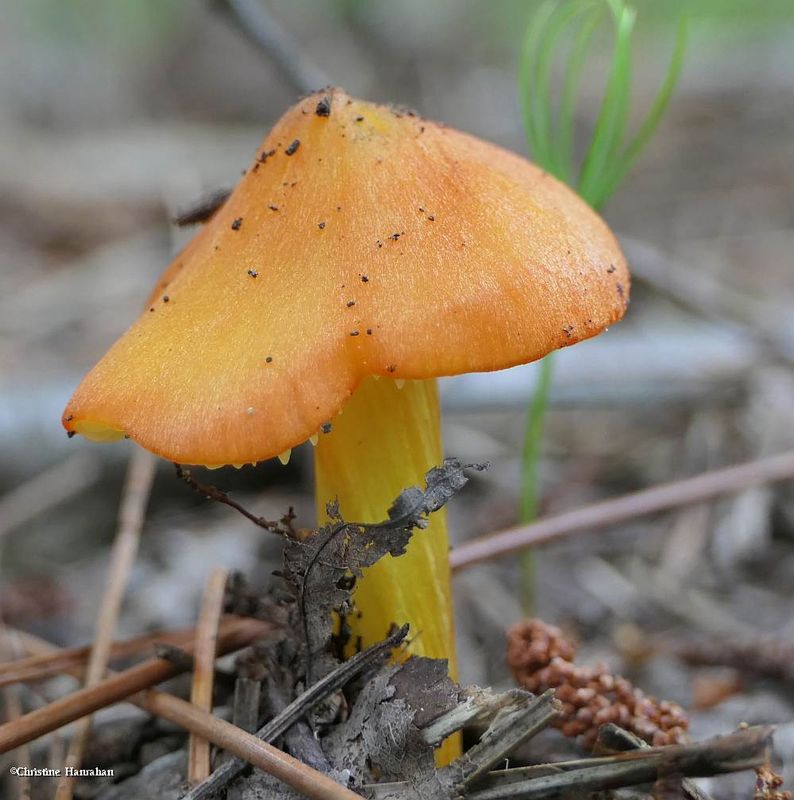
[141,687,359,800]
[175,464,286,534]
[442,689,560,790]
[0,617,267,753]
[213,0,328,94]
[672,636,794,686]
[0,625,212,688]
[183,624,409,800]
[188,568,229,785]
[464,726,774,800]
[0,630,31,800]
[0,453,101,541]
[15,629,359,800]
[55,447,156,800]
[595,723,713,800]
[451,449,794,570]
[623,235,794,367]
[231,677,261,735]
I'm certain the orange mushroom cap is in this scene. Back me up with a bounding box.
[63,88,629,466]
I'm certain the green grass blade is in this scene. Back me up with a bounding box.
[528,0,595,177]
[520,354,555,524]
[577,2,636,206]
[516,0,686,609]
[518,1,558,170]
[553,4,604,184]
[593,12,688,206]
[519,353,555,613]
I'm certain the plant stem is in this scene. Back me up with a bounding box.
[518,355,554,613]
[516,0,685,609]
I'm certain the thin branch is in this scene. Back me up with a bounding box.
[0,630,31,800]
[451,449,794,571]
[188,568,229,785]
[0,626,203,688]
[175,464,287,534]
[55,448,156,800]
[183,624,409,800]
[0,617,268,753]
[366,726,774,800]
[0,453,101,541]
[214,0,328,95]
[443,689,561,790]
[595,724,714,800]
[463,727,774,800]
[14,629,359,800]
[140,687,359,800]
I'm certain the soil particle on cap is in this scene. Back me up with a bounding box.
[247,269,258,278]
[607,264,617,274]
[265,356,273,363]
[366,328,373,335]
[563,324,575,338]
[346,300,356,307]
[388,232,403,241]
[315,96,332,116]
[162,295,170,303]
[361,275,369,283]
[386,364,396,373]
[318,221,326,230]
[616,282,625,299]
[427,215,435,221]
[376,240,383,248]
[350,330,360,337]
[149,307,155,312]
[67,431,76,438]
[65,414,73,422]
[285,139,301,156]
[355,115,364,122]
[268,204,279,211]
[259,149,276,163]
[231,217,243,231]
[321,422,332,434]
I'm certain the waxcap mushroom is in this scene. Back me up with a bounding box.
[63,88,629,466]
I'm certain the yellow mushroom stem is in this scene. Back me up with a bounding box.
[314,375,459,762]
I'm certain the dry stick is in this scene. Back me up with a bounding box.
[622,235,794,367]
[54,447,157,800]
[215,0,328,94]
[0,630,31,800]
[596,724,712,800]
[0,626,202,689]
[465,726,774,800]
[14,629,360,800]
[451,449,794,571]
[1,685,31,800]
[183,624,410,800]
[188,568,229,785]
[0,452,101,541]
[0,617,265,753]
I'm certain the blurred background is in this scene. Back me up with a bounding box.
[1,0,793,793]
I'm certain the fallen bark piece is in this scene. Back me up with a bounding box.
[365,726,774,800]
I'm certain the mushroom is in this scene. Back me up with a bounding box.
[63,88,628,680]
